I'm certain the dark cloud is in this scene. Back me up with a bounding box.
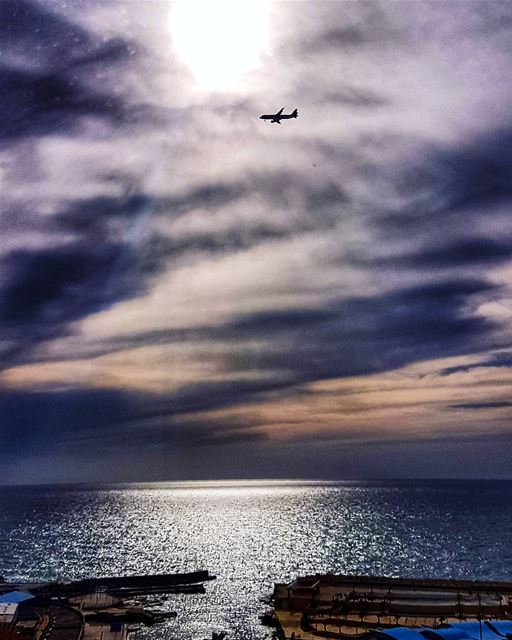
[0,386,266,467]
[380,127,512,234]
[13,274,495,416]
[1,243,129,324]
[68,276,498,399]
[324,87,388,108]
[299,3,398,54]
[0,0,136,143]
[54,193,152,237]
[387,237,512,269]
[264,423,512,449]
[433,129,512,212]
[157,173,347,222]
[0,189,162,367]
[0,65,124,143]
[61,418,266,453]
[0,192,154,258]
[0,387,137,462]
[0,240,140,366]
[449,402,512,410]
[165,183,247,213]
[132,379,293,423]
[319,26,370,48]
[223,278,497,385]
[441,352,512,376]
[0,0,89,63]
[0,169,350,369]
[146,226,290,260]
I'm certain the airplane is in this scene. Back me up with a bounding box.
[259,108,298,124]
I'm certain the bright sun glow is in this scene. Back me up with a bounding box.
[170,0,269,91]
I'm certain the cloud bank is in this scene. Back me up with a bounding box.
[1,0,512,483]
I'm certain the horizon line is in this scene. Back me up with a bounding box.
[2,477,512,490]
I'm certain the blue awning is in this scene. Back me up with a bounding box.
[0,591,35,604]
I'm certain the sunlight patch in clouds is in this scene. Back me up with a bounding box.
[170,0,269,91]
[0,343,249,393]
[189,353,512,445]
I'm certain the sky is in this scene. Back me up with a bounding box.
[1,0,512,484]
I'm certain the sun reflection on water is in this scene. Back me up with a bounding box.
[1,481,511,640]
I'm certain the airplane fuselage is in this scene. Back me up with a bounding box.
[259,109,298,124]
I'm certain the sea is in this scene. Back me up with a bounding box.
[0,480,511,640]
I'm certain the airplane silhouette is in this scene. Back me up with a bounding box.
[259,108,298,124]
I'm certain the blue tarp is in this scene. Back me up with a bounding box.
[379,623,510,640]
[377,628,431,640]
[0,590,34,604]
[441,623,503,640]
[379,623,511,640]
[420,628,472,640]
[486,622,512,638]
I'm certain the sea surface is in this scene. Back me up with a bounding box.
[1,480,511,640]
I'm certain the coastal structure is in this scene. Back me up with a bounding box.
[0,570,215,640]
[0,603,19,627]
[272,575,512,640]
[0,591,36,628]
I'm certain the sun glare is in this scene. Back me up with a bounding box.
[170,0,269,91]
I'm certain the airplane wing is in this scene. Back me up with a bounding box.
[276,107,284,116]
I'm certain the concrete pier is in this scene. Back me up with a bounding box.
[272,575,512,640]
[0,570,214,640]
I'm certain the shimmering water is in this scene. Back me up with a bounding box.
[1,480,511,640]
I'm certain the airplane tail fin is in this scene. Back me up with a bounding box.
[292,109,298,118]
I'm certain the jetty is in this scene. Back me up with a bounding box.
[272,574,512,640]
[32,569,213,597]
[0,570,215,640]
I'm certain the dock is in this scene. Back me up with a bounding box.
[272,574,512,640]
[0,570,215,640]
